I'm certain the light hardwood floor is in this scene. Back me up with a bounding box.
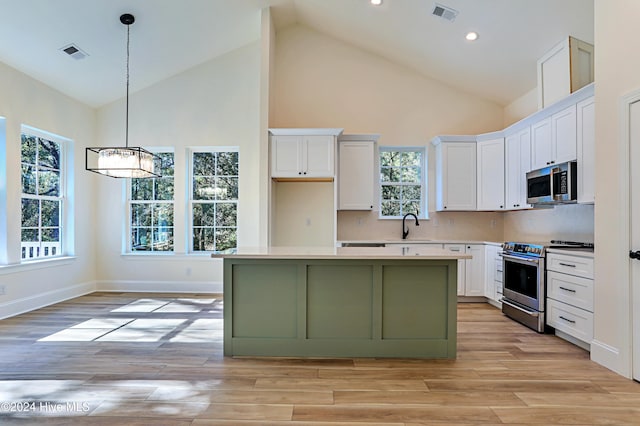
[0,292,639,425]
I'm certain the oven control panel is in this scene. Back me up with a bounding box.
[503,242,545,257]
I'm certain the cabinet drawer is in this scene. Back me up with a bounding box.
[547,299,593,343]
[546,253,594,278]
[547,271,593,312]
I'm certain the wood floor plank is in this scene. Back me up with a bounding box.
[0,292,638,424]
[291,405,502,423]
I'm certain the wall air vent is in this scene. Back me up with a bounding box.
[432,3,458,22]
[59,43,89,60]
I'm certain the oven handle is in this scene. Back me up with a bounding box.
[502,253,543,265]
[501,298,540,317]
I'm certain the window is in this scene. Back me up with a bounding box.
[190,149,238,252]
[20,132,64,260]
[379,147,426,218]
[129,152,174,252]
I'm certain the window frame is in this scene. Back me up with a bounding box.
[378,146,428,220]
[126,148,175,254]
[19,126,71,262]
[188,146,239,253]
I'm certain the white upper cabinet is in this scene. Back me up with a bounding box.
[552,104,578,164]
[505,127,531,210]
[530,117,552,170]
[537,36,594,109]
[338,136,378,210]
[577,96,595,204]
[530,104,577,170]
[432,137,477,211]
[476,137,505,211]
[270,129,342,179]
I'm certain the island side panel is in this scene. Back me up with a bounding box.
[223,258,458,358]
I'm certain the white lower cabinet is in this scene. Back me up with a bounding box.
[444,244,485,297]
[546,252,594,347]
[484,244,503,305]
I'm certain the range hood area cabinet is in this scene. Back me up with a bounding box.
[537,36,594,109]
[337,134,379,210]
[432,136,477,211]
[269,128,343,180]
[530,104,577,170]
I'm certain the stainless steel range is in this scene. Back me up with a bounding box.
[501,242,546,332]
[501,240,595,332]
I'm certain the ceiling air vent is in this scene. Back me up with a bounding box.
[59,43,89,60]
[432,3,458,22]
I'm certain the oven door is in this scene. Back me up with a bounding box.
[502,253,545,312]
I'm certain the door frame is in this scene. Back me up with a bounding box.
[623,88,640,381]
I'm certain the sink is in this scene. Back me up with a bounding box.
[341,242,386,247]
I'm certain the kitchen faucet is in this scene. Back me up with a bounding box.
[402,213,419,239]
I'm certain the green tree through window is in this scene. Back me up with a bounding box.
[20,134,62,260]
[130,152,174,252]
[191,150,238,252]
[379,148,425,218]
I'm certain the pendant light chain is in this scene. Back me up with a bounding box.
[125,21,130,149]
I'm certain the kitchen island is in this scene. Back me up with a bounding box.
[212,246,471,359]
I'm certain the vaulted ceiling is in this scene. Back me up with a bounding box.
[0,0,593,108]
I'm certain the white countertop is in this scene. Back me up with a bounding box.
[546,247,595,258]
[339,239,503,246]
[211,246,472,260]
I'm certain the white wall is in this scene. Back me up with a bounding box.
[503,204,594,243]
[94,41,264,293]
[591,0,640,378]
[503,88,537,127]
[0,61,97,318]
[273,25,506,242]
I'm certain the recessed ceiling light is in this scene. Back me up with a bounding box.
[371,0,383,5]
[465,32,479,41]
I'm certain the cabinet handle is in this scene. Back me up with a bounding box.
[550,160,555,164]
[303,172,307,175]
[500,205,503,209]
[370,205,373,209]
[559,286,576,293]
[444,206,447,209]
[559,315,576,324]
[298,172,302,175]
[559,262,576,268]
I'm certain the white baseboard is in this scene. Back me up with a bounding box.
[96,280,222,294]
[0,281,96,320]
[591,339,631,379]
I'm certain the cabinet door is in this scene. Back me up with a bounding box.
[440,142,477,211]
[531,117,552,170]
[304,135,335,177]
[505,128,531,210]
[338,141,374,210]
[552,104,577,164]
[577,97,595,203]
[271,135,303,177]
[464,244,485,296]
[484,245,500,300]
[444,244,466,296]
[476,138,505,211]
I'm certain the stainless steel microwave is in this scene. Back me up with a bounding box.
[526,161,577,205]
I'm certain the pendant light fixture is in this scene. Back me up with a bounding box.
[86,13,161,178]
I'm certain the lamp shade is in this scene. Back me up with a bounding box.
[86,146,162,178]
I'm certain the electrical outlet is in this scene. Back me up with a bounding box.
[490,219,497,228]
